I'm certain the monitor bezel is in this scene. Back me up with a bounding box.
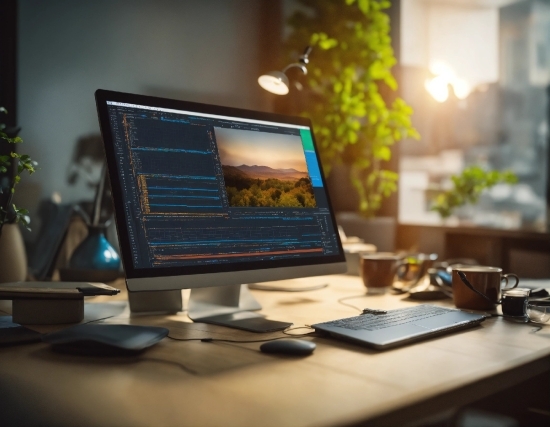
[95,89,346,290]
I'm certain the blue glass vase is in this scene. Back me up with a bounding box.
[68,225,121,280]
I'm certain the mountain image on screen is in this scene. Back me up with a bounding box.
[222,164,316,208]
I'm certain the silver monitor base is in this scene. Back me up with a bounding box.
[128,285,291,332]
[188,284,292,332]
[128,289,183,314]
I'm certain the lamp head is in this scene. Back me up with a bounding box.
[258,71,290,95]
[258,46,312,95]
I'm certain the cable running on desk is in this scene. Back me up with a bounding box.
[167,326,316,343]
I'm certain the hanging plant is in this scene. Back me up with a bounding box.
[285,0,419,217]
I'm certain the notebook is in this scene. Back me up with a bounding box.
[312,304,487,350]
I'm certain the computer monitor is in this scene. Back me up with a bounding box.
[95,89,346,332]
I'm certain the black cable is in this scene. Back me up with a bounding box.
[139,357,198,375]
[167,325,317,344]
[283,326,315,336]
[144,327,317,375]
[166,336,205,342]
[337,294,366,313]
[81,315,116,325]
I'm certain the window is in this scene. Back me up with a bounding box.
[399,0,549,230]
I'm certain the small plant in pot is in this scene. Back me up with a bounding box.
[0,107,36,233]
[0,107,36,282]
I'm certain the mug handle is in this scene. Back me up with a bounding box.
[502,273,519,290]
[396,262,409,279]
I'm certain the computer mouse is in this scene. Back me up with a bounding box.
[259,339,316,356]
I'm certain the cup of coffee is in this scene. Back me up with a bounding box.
[360,253,408,295]
[501,288,530,318]
[451,266,519,310]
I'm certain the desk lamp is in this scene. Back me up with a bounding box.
[258,46,312,95]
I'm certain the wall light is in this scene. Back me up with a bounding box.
[258,46,312,95]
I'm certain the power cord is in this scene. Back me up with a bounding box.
[81,315,116,325]
[139,357,198,375]
[337,294,367,313]
[167,325,317,344]
[141,326,317,376]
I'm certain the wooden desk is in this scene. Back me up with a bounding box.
[0,275,549,426]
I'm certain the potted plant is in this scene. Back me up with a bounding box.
[0,107,36,282]
[283,0,418,250]
[430,166,518,219]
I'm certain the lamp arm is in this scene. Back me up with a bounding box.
[282,63,308,75]
[300,46,312,63]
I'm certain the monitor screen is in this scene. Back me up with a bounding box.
[95,90,346,329]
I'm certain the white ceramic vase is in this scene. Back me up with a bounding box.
[0,223,28,283]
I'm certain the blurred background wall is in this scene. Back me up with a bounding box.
[16,0,280,236]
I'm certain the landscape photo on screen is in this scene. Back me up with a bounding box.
[215,127,316,208]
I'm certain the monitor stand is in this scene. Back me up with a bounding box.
[129,285,292,333]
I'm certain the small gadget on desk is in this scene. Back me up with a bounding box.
[0,282,120,324]
[95,89,346,332]
[312,305,487,350]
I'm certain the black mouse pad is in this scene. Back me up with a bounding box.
[43,323,169,356]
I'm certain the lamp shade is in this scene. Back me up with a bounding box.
[258,71,289,95]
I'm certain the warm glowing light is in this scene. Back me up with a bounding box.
[452,78,471,100]
[258,72,289,95]
[429,61,455,81]
[425,76,449,103]
[425,60,471,102]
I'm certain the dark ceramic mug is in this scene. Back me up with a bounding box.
[360,253,409,295]
[451,266,519,310]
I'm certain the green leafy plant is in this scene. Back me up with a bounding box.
[285,0,419,217]
[430,166,518,219]
[0,107,36,233]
